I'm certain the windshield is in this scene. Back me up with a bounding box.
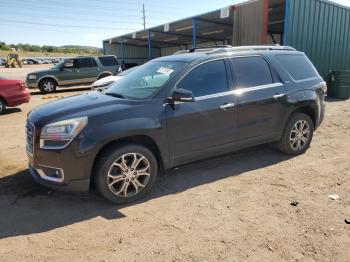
[118,66,140,76]
[106,61,185,99]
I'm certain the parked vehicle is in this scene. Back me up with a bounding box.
[0,58,5,66]
[24,58,40,65]
[91,66,140,92]
[26,55,121,94]
[0,77,31,114]
[26,46,326,204]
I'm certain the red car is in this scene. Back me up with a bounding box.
[0,77,31,114]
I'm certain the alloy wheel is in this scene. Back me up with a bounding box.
[290,120,311,151]
[43,82,54,92]
[107,153,151,197]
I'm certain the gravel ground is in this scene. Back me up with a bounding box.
[0,66,349,261]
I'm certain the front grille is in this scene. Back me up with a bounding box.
[25,121,35,156]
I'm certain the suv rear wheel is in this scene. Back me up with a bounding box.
[94,144,158,204]
[0,98,6,114]
[277,112,314,155]
[39,79,57,94]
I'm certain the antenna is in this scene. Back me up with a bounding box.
[142,4,146,29]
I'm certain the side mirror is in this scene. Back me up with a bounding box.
[168,88,195,103]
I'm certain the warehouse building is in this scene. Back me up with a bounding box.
[103,0,350,77]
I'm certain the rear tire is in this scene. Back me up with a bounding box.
[39,79,57,94]
[277,112,314,155]
[0,98,6,114]
[94,143,158,204]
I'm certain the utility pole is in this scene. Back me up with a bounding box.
[142,4,146,29]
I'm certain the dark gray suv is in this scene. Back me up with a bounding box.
[26,46,326,204]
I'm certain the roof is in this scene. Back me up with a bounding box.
[152,45,298,63]
[103,0,256,48]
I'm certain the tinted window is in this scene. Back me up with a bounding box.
[98,56,119,66]
[276,54,318,80]
[231,57,273,88]
[78,58,97,68]
[177,60,228,97]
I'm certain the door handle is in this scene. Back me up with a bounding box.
[220,103,235,110]
[273,93,285,99]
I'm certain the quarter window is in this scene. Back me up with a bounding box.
[98,56,119,66]
[177,60,229,97]
[231,57,273,88]
[275,54,318,80]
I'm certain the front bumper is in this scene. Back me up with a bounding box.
[29,164,90,193]
[26,80,38,89]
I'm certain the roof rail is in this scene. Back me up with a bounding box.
[173,45,296,55]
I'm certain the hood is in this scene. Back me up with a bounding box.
[91,75,122,87]
[28,68,58,76]
[28,91,133,125]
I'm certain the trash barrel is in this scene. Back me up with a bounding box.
[327,70,350,99]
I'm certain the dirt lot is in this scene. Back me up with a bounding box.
[0,66,349,261]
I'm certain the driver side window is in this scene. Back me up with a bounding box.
[177,60,229,97]
[64,59,78,69]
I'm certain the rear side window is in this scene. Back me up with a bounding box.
[276,54,318,80]
[231,56,273,88]
[177,60,229,97]
[78,58,97,68]
[98,56,119,66]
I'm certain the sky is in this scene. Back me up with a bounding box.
[1,0,350,48]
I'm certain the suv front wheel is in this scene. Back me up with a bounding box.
[39,79,57,94]
[277,112,314,155]
[94,144,158,204]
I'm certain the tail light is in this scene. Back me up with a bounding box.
[320,81,327,94]
[16,81,26,91]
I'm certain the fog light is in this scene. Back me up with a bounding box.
[37,165,64,183]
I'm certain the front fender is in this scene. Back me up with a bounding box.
[78,117,169,167]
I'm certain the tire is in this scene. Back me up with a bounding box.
[0,98,6,115]
[94,143,158,204]
[277,112,314,155]
[39,79,57,94]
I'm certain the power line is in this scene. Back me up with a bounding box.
[0,19,139,31]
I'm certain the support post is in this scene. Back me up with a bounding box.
[283,0,289,45]
[192,17,197,48]
[120,37,124,65]
[147,30,152,60]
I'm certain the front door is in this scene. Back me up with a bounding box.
[166,59,237,164]
[58,58,81,85]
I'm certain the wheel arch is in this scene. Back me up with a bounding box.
[97,71,112,79]
[0,95,8,106]
[90,135,164,188]
[38,76,58,87]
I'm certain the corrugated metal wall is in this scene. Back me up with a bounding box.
[286,0,350,77]
[104,42,161,65]
[233,0,266,45]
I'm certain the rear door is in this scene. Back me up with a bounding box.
[230,56,287,141]
[77,57,100,83]
[166,59,237,163]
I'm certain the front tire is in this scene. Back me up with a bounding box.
[0,98,6,114]
[277,113,314,155]
[94,144,158,204]
[39,79,57,94]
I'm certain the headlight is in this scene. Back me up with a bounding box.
[28,74,37,80]
[40,117,88,149]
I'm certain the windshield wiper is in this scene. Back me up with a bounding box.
[105,92,126,99]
